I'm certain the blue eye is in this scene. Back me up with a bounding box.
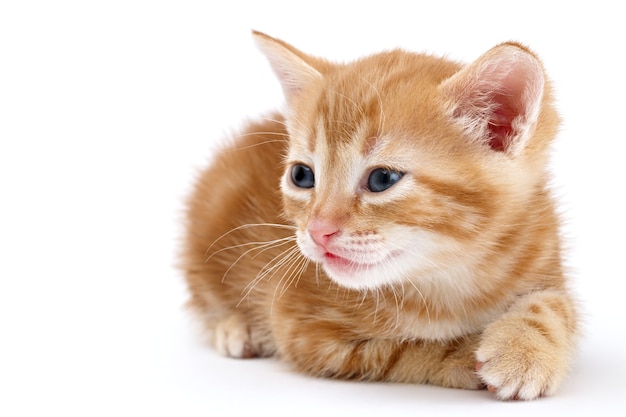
[291,164,315,188]
[367,168,403,192]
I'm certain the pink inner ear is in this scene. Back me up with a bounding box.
[487,97,517,152]
[443,44,544,154]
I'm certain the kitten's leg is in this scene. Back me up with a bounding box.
[213,313,257,358]
[188,308,279,360]
[476,289,578,400]
[272,318,483,389]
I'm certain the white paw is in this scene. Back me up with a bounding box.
[213,314,256,358]
[476,323,568,400]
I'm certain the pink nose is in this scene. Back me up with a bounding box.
[307,219,340,248]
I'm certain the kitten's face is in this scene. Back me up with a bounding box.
[280,58,492,290]
[255,34,555,290]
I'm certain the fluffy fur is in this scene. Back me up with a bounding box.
[181,31,578,400]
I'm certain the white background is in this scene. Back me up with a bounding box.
[1,1,625,415]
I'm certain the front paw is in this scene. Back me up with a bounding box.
[475,319,570,400]
[213,314,257,358]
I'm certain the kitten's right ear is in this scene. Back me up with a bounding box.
[252,30,326,103]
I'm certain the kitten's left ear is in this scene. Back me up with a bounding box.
[440,43,545,155]
[253,30,327,104]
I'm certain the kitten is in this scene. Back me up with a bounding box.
[181,31,578,400]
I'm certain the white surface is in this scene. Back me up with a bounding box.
[1,1,625,415]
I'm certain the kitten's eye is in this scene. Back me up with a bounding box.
[291,163,315,189]
[367,168,404,193]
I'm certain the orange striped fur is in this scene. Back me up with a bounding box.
[181,32,578,400]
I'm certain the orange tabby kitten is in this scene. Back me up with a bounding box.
[181,31,578,400]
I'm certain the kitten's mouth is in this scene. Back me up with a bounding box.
[323,252,379,273]
[318,249,404,289]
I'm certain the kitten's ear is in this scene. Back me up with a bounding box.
[440,43,545,155]
[253,30,326,103]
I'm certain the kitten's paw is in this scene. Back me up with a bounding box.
[214,314,257,358]
[475,321,568,400]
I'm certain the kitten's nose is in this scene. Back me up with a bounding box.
[308,219,340,248]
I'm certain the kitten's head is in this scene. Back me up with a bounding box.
[254,31,559,291]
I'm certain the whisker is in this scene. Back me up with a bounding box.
[273,247,305,296]
[385,240,440,271]
[219,236,296,284]
[278,253,309,297]
[291,257,310,289]
[205,223,296,257]
[314,262,321,286]
[229,138,287,152]
[206,235,295,262]
[269,247,307,311]
[257,116,289,127]
[258,245,301,284]
[356,287,369,310]
[236,131,288,138]
[238,243,300,306]
[387,283,402,329]
[377,241,432,325]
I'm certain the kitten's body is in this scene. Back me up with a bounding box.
[182,32,578,400]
